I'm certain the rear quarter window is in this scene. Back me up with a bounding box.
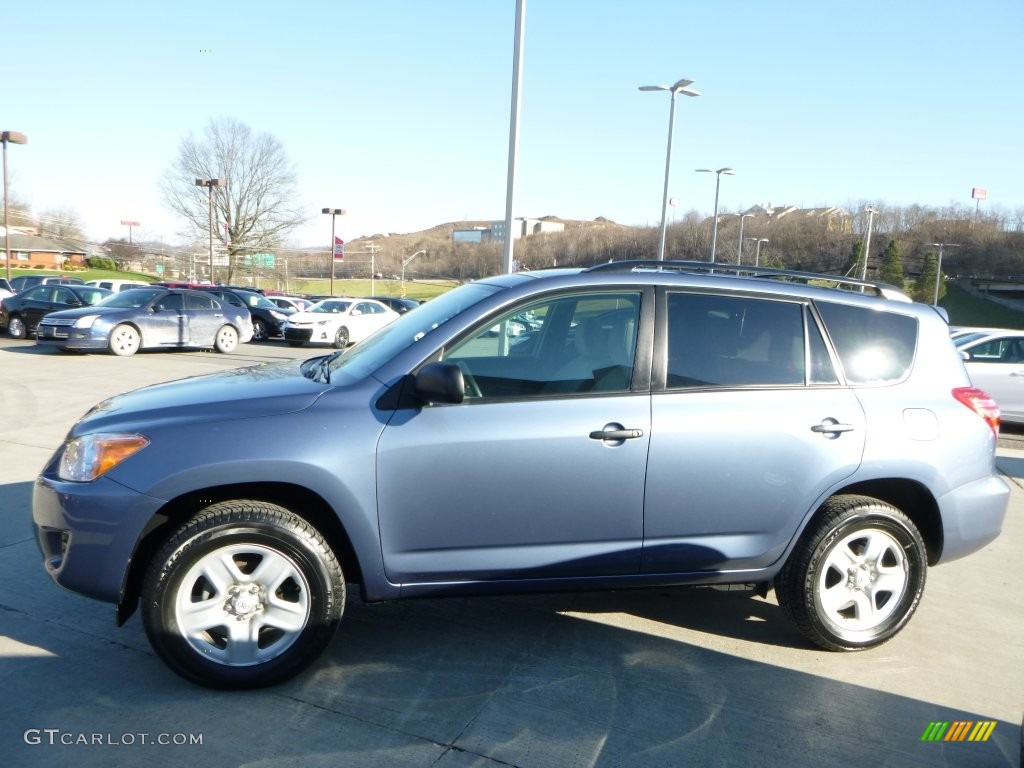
[815,301,917,384]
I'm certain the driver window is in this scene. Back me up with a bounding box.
[443,291,642,399]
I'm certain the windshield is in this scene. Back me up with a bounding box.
[311,300,352,314]
[97,288,164,308]
[323,282,499,384]
[243,294,278,310]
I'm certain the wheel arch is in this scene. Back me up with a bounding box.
[820,479,942,565]
[117,481,363,625]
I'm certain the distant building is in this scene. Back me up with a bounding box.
[453,218,565,245]
[0,232,87,270]
[453,227,493,244]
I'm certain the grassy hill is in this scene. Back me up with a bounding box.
[941,282,1024,329]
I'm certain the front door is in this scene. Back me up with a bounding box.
[376,289,651,585]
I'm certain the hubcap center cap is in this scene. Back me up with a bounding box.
[849,564,874,590]
[225,584,263,618]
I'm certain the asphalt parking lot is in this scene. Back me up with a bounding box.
[0,336,1021,767]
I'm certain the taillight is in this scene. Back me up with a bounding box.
[952,386,1001,435]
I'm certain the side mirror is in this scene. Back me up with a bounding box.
[414,362,465,405]
[960,350,970,361]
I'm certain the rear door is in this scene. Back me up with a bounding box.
[184,293,225,345]
[642,291,866,574]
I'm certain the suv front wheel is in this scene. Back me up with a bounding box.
[775,495,926,651]
[141,501,345,689]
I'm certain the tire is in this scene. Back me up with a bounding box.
[7,315,26,339]
[333,326,350,349]
[251,319,268,342]
[774,494,926,651]
[140,501,345,689]
[214,325,239,353]
[108,324,141,356]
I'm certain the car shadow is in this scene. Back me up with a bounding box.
[3,471,1018,766]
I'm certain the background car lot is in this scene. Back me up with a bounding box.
[0,335,1020,767]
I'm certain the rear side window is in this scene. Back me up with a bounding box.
[815,301,917,384]
[666,293,823,388]
[186,293,218,311]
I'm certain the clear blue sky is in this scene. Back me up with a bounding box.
[6,0,1023,248]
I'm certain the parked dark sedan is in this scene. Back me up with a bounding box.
[194,287,294,341]
[35,287,254,355]
[368,296,421,314]
[1,284,112,338]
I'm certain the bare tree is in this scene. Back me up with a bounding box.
[160,117,305,282]
[39,207,87,243]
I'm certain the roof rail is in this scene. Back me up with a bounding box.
[584,260,912,301]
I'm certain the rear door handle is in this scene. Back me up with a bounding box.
[811,419,856,435]
[589,428,644,441]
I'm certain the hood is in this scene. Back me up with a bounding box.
[44,305,129,320]
[286,310,339,323]
[70,359,330,436]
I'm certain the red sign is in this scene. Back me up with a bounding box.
[971,187,987,200]
[333,236,345,261]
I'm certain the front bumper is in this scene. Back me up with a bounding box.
[33,472,165,604]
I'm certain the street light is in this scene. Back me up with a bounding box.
[733,213,754,264]
[639,78,701,260]
[859,206,879,284]
[695,167,734,263]
[401,250,425,287]
[3,131,28,284]
[401,249,425,296]
[929,242,960,306]
[322,208,347,296]
[747,237,769,266]
[195,178,226,283]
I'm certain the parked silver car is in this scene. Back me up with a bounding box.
[957,329,1024,424]
[35,287,254,355]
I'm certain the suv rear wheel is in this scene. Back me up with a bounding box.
[775,494,926,651]
[141,501,345,689]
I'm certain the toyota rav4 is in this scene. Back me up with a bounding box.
[33,261,1009,688]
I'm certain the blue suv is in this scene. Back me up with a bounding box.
[33,261,1009,688]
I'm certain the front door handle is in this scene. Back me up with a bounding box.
[589,427,644,441]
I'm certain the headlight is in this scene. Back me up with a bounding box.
[59,433,150,482]
[270,310,286,320]
[74,314,101,329]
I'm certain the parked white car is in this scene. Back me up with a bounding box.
[282,297,399,348]
[86,279,150,292]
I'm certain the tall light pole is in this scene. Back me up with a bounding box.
[929,242,960,306]
[401,249,426,297]
[322,208,346,296]
[640,78,700,260]
[195,178,226,283]
[695,167,734,263]
[3,131,28,284]
[748,237,769,266]
[735,213,753,264]
[859,206,879,284]
[501,0,526,275]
